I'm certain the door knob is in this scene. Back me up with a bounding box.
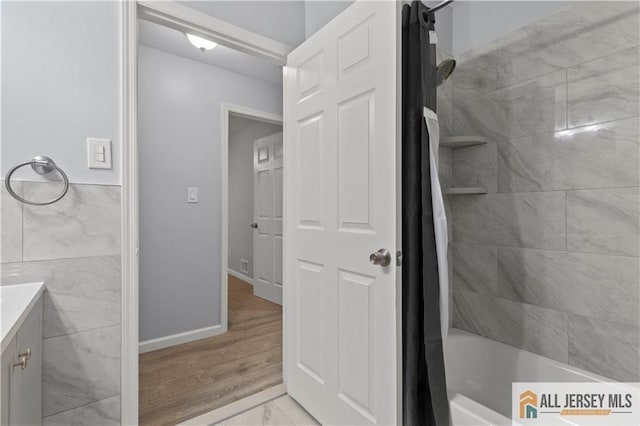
[370,249,391,267]
[250,223,258,229]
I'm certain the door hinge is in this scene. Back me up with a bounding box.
[396,251,403,266]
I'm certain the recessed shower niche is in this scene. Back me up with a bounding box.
[441,136,490,195]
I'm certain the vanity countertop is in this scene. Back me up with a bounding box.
[1,282,45,353]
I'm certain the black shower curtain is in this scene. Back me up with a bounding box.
[401,2,449,426]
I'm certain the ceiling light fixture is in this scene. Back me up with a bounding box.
[185,33,217,52]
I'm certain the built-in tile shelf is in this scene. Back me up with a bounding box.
[441,136,488,195]
[443,187,488,195]
[441,136,488,149]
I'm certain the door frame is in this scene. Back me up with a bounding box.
[121,2,291,423]
[220,104,283,331]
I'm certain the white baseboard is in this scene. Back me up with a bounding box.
[227,268,253,285]
[139,324,223,353]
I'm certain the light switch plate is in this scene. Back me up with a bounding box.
[187,187,199,203]
[87,138,112,169]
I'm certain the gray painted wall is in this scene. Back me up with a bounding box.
[1,1,121,185]
[228,116,282,280]
[138,46,282,342]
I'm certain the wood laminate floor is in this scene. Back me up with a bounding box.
[139,275,283,426]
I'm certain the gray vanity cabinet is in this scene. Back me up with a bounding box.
[1,298,43,426]
[1,336,15,425]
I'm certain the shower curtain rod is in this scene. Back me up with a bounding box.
[426,0,454,15]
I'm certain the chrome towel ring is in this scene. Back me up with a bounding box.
[5,156,69,206]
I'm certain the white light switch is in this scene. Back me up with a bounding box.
[94,145,105,162]
[187,187,199,203]
[87,138,112,169]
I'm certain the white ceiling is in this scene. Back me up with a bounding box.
[138,19,283,86]
[229,114,281,139]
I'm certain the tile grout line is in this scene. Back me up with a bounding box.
[2,252,122,268]
[492,42,640,92]
[1,178,122,189]
[21,182,25,263]
[495,42,499,92]
[453,288,569,363]
[454,287,639,332]
[42,394,120,420]
[448,183,640,196]
[455,98,638,142]
[564,189,568,252]
[43,323,122,341]
[565,67,569,130]
[451,238,640,259]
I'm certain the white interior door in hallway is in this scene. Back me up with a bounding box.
[284,1,401,424]
[253,132,284,305]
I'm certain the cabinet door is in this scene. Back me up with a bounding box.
[1,336,17,426]
[11,299,43,426]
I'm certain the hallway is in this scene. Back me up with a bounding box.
[139,275,282,425]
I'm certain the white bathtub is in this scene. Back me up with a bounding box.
[445,328,617,425]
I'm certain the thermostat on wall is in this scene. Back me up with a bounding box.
[87,138,112,169]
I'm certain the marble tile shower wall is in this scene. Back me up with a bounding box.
[1,180,121,425]
[449,1,640,382]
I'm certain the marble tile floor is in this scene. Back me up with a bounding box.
[215,395,319,426]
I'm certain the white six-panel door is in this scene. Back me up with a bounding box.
[253,132,284,305]
[284,1,400,424]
